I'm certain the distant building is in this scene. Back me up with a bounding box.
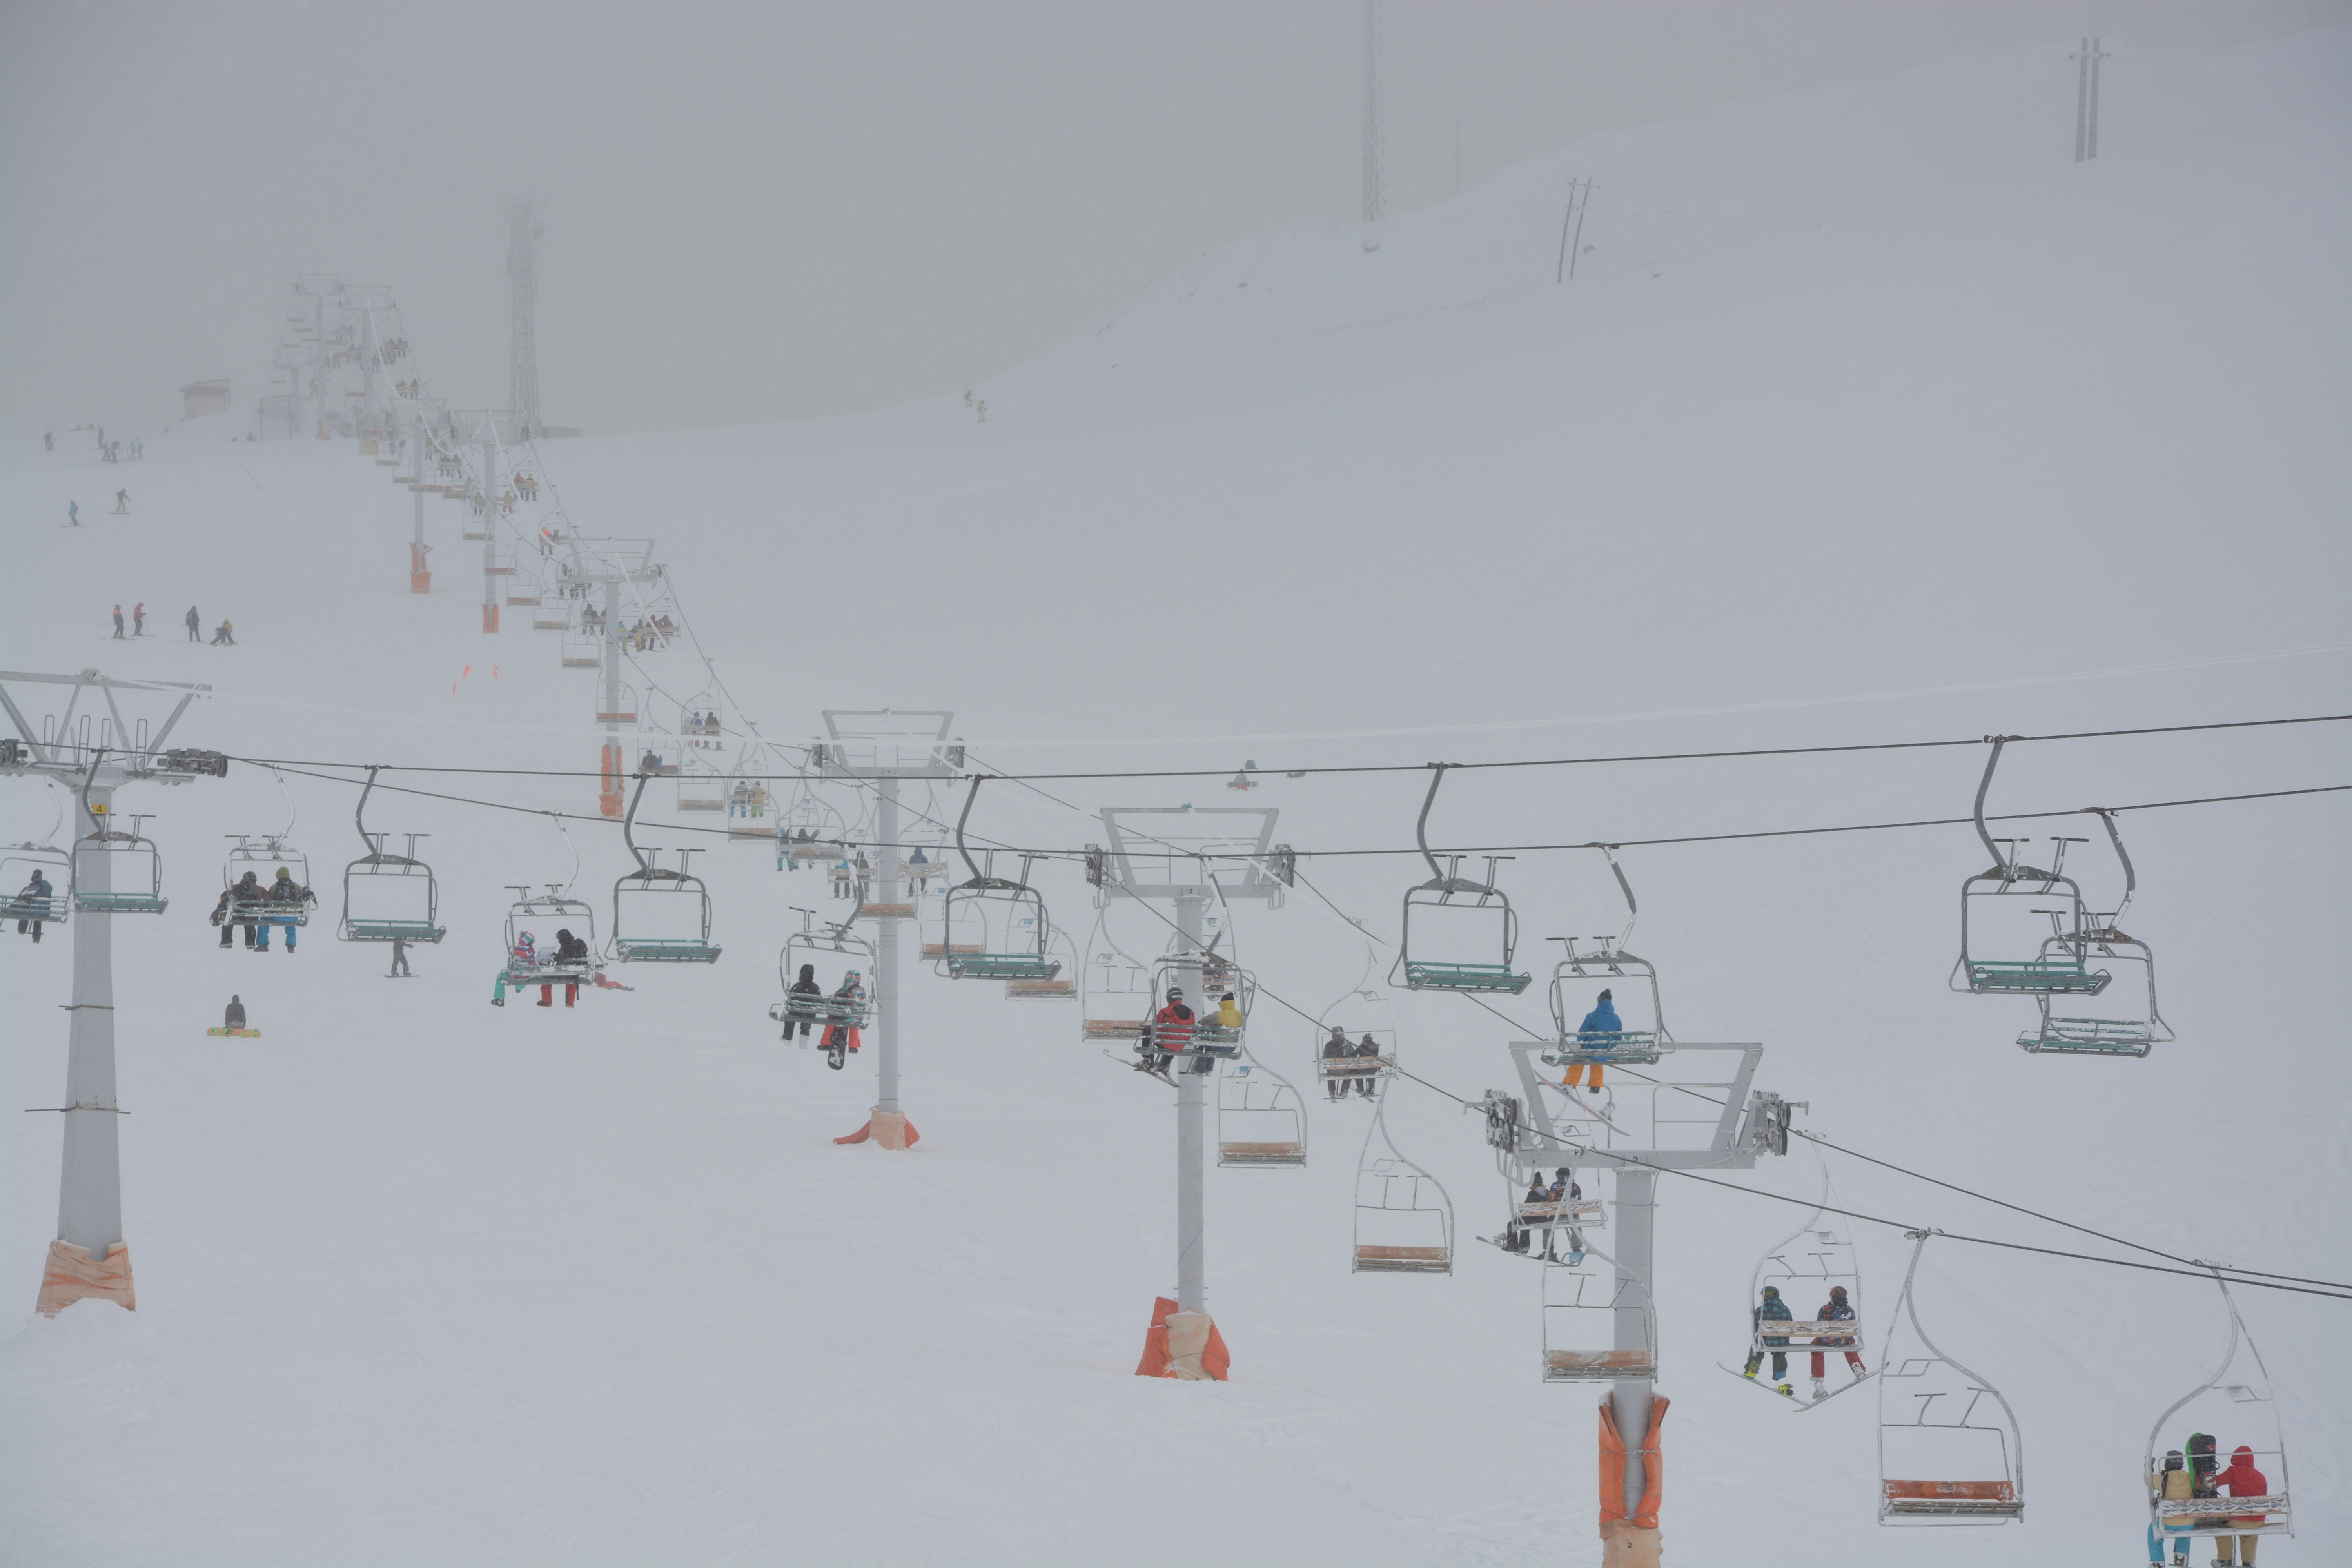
[181,379,230,420]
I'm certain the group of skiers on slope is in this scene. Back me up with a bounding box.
[1742,1283,1866,1400]
[111,603,147,637]
[491,927,596,1007]
[11,867,57,942]
[208,867,316,951]
[1319,1025,1385,1101]
[2149,1436,2272,1566]
[1133,986,1245,1080]
[108,604,232,644]
[783,963,867,1069]
[1503,1167,1586,1263]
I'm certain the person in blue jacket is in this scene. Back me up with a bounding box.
[1561,988,1622,1094]
[1741,1284,1796,1393]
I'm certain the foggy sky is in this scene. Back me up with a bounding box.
[4,0,2341,436]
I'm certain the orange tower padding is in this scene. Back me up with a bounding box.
[599,743,623,818]
[36,1240,135,1317]
[408,542,432,593]
[482,603,500,633]
[1598,1392,1668,1567]
[1134,1296,1230,1381]
[834,1108,918,1147]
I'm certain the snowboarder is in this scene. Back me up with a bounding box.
[821,969,866,1069]
[1808,1283,1867,1398]
[2209,1444,2269,1566]
[13,867,53,941]
[256,866,311,951]
[111,605,125,639]
[1322,1025,1352,1100]
[132,602,145,635]
[185,605,201,642]
[1563,988,1622,1094]
[113,488,129,513]
[388,936,411,977]
[1154,985,1201,1072]
[2148,1448,2193,1567]
[783,962,822,1041]
[211,618,235,645]
[223,995,246,1032]
[1741,1284,1796,1394]
[1354,1031,1382,1098]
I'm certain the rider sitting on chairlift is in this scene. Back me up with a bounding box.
[2208,1445,2268,1568]
[1742,1284,1796,1394]
[215,871,264,948]
[1563,989,1622,1094]
[1352,1032,1382,1098]
[1811,1283,1867,1396]
[821,969,865,1070]
[1156,987,1203,1073]
[541,928,591,1008]
[1212,991,1243,1033]
[1322,1025,1352,1101]
[257,867,312,951]
[784,963,822,1039]
[2149,1450,2193,1568]
[15,867,53,941]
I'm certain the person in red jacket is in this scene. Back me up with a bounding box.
[1155,986,1203,1072]
[2209,1445,2270,1566]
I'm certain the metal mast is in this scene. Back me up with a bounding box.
[814,713,961,1149]
[1361,1,1385,224]
[479,428,503,633]
[2073,39,2110,163]
[562,536,660,817]
[507,198,543,440]
[0,670,221,1316]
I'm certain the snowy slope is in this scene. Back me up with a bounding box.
[2,30,2347,1568]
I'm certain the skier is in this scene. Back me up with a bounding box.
[13,866,53,941]
[907,845,930,895]
[388,936,411,978]
[1155,985,1202,1073]
[2148,1449,2193,1567]
[1807,1283,1867,1397]
[1322,1025,1352,1101]
[112,605,125,639]
[113,488,129,513]
[223,995,247,1032]
[1210,990,1244,1036]
[185,605,201,642]
[1741,1284,1796,1394]
[493,931,539,1006]
[783,962,823,1042]
[821,969,866,1069]
[1504,1169,1552,1255]
[853,851,872,901]
[2209,1444,2269,1566]
[215,871,264,948]
[1563,988,1622,1095]
[132,602,145,636]
[68,500,80,526]
[255,866,312,951]
[1557,1171,1587,1264]
[44,430,53,450]
[1354,1031,1383,1098]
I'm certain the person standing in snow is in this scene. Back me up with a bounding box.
[1561,988,1623,1095]
[1807,1284,1867,1397]
[1741,1285,1796,1393]
[114,488,129,513]
[68,500,80,526]
[388,936,411,978]
[111,605,125,639]
[185,605,201,642]
[132,602,145,635]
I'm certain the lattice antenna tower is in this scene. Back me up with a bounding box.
[507,198,544,437]
[2073,38,2109,162]
[1361,1,1385,224]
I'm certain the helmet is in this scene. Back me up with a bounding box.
[1598,988,1613,1002]
[1761,1285,1780,1298]
[1167,987,1184,1000]
[1829,1285,1849,1301]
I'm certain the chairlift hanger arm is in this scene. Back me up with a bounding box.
[2088,807,2136,923]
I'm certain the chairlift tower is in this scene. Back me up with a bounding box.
[563,537,662,816]
[1093,807,1287,1368]
[477,425,505,633]
[812,712,962,1148]
[1361,1,1385,225]
[0,670,221,1316]
[1488,1036,1787,1554]
[508,198,543,440]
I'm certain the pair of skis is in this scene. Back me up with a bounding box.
[1718,1361,1873,1413]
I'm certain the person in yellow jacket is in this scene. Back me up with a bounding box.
[2147,1448,2194,1567]
[1210,992,1244,1034]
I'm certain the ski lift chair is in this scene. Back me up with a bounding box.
[69,780,168,914]
[1390,765,1531,994]
[499,887,599,989]
[1080,926,1151,1040]
[1316,1026,1397,1087]
[3,842,72,931]
[338,772,445,942]
[676,764,726,813]
[2018,809,2172,1056]
[1007,927,1079,998]
[224,833,314,939]
[1878,1232,2025,1524]
[1951,739,2109,997]
[2145,1273,2293,1550]
[1505,1155,1606,1258]
[769,906,875,1038]
[609,776,721,963]
[1739,1218,1866,1404]
[934,779,1062,981]
[1542,1248,1657,1381]
[1352,1100,1453,1272]
[1216,1051,1306,1166]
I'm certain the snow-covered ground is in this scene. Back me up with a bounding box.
[2,29,2346,1568]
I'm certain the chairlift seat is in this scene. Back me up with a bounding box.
[1543,1032,1666,1067]
[1219,1141,1305,1166]
[2,894,65,920]
[73,892,169,914]
[1005,978,1075,998]
[858,902,916,919]
[1085,1019,1146,1040]
[503,959,596,986]
[769,996,869,1028]
[2152,1495,2287,1526]
[343,917,446,942]
[1354,1245,1450,1272]
[1403,960,1532,994]
[1882,1481,2021,1518]
[1317,1055,1395,1079]
[614,936,721,963]
[1518,1199,1606,1225]
[923,942,983,958]
[1544,1349,1656,1379]
[945,953,1062,981]
[2016,1018,2155,1055]
[1962,959,2111,995]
